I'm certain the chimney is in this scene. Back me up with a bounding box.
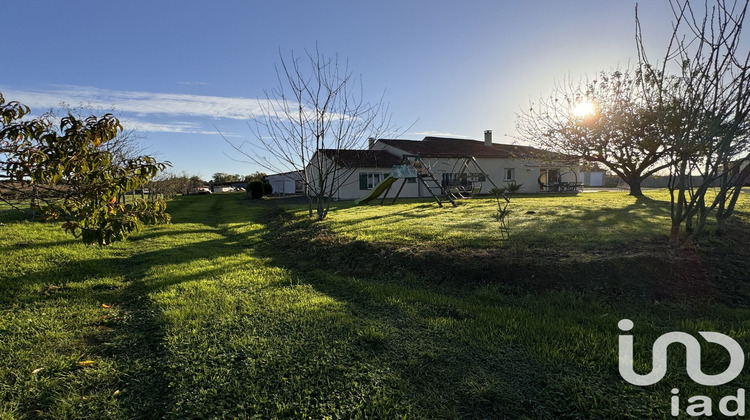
[368,137,376,149]
[484,130,492,146]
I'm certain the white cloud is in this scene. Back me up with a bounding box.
[176,81,210,86]
[121,119,220,135]
[409,131,473,139]
[1,85,277,120]
[1,85,360,137]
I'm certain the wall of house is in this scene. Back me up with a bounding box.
[415,156,506,194]
[267,173,302,195]
[420,157,574,194]
[334,167,421,200]
[268,178,296,195]
[372,142,574,194]
[741,160,750,185]
[578,171,606,187]
[306,164,426,201]
[305,155,334,198]
[304,155,409,200]
[476,158,538,193]
[315,143,583,200]
[334,160,583,200]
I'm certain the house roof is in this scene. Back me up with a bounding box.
[269,170,303,176]
[319,149,403,168]
[267,170,303,180]
[377,137,552,160]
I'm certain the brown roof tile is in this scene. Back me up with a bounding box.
[378,137,552,159]
[320,149,402,168]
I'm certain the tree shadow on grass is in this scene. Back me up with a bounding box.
[251,202,749,417]
[505,197,672,247]
[255,201,739,313]
[0,194,273,418]
[5,193,745,418]
[0,237,80,252]
[258,207,692,302]
[105,218,270,418]
[0,206,31,223]
[115,196,748,417]
[249,205,696,417]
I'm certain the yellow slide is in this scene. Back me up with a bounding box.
[354,176,398,205]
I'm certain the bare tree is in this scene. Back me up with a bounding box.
[635,0,750,244]
[226,47,391,220]
[516,70,673,196]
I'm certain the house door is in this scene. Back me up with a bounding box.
[539,169,559,190]
[589,172,604,187]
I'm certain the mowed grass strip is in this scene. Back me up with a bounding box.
[0,206,128,418]
[0,191,749,418]
[0,196,412,418]
[324,191,677,248]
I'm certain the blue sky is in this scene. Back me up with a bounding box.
[2,0,677,179]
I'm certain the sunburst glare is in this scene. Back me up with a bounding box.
[572,100,596,117]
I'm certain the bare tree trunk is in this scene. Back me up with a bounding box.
[669,222,683,247]
[634,0,750,245]
[626,179,643,196]
[224,47,391,221]
[691,195,708,238]
[29,183,37,219]
[716,163,750,235]
[317,196,326,221]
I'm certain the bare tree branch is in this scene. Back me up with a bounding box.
[225,47,393,220]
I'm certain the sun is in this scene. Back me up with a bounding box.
[572,100,596,118]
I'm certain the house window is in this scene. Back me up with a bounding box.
[369,173,381,189]
[442,173,482,188]
[503,168,515,182]
[442,173,458,188]
[359,172,390,190]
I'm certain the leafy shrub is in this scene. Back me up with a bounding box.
[262,182,272,196]
[248,180,264,199]
[490,183,521,239]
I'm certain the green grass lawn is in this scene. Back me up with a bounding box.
[325,190,675,248]
[1,191,749,418]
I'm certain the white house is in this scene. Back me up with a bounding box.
[266,170,303,195]
[577,169,607,187]
[305,131,579,201]
[305,149,406,201]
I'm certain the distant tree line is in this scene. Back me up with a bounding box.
[145,173,206,200]
[210,172,267,185]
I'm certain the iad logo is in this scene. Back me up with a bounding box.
[617,319,746,417]
[618,319,744,386]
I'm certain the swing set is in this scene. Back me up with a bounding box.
[355,154,500,207]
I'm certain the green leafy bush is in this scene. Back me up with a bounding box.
[0,92,170,245]
[248,180,264,199]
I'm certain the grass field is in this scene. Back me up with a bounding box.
[1,191,748,418]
